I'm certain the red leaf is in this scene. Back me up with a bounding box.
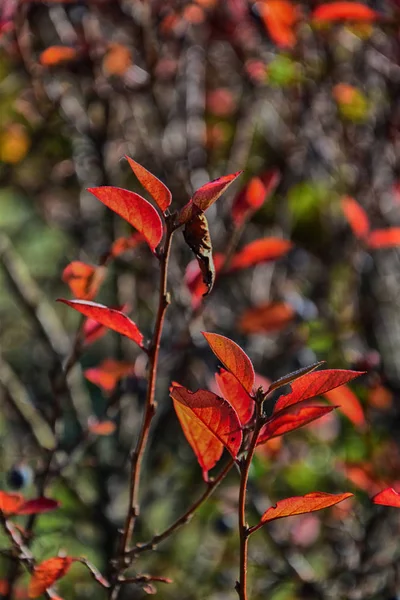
[39,46,78,66]
[125,156,171,212]
[258,401,335,443]
[192,171,242,212]
[341,196,370,239]
[312,2,380,22]
[274,369,364,413]
[170,384,242,480]
[372,487,400,507]
[229,238,292,271]
[238,302,295,334]
[259,492,353,524]
[58,299,144,348]
[259,0,300,48]
[62,262,105,300]
[367,228,400,249]
[108,232,144,260]
[87,187,163,252]
[324,385,366,428]
[28,557,73,598]
[87,417,116,436]
[232,173,279,226]
[0,491,24,515]
[203,332,255,394]
[84,359,135,393]
[215,368,254,426]
[82,303,129,346]
[17,498,59,515]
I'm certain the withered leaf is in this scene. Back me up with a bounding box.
[183,212,215,296]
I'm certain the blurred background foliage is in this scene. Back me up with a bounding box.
[1,0,400,599]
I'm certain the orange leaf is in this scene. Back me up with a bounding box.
[229,238,292,270]
[103,43,132,76]
[259,492,353,524]
[372,487,400,507]
[87,417,116,436]
[87,186,163,252]
[62,262,105,300]
[108,233,144,260]
[39,46,78,66]
[125,156,172,212]
[312,2,380,22]
[170,384,243,480]
[215,368,254,426]
[274,369,364,413]
[341,196,370,239]
[29,557,73,598]
[258,401,335,443]
[203,332,255,394]
[0,491,24,515]
[232,170,280,226]
[84,359,135,393]
[324,385,365,428]
[58,299,144,348]
[259,0,300,48]
[367,228,400,249]
[238,302,295,334]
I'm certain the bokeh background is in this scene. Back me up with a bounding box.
[1,1,400,598]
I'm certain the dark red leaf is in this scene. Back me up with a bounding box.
[229,238,292,271]
[58,299,144,348]
[259,492,353,524]
[87,186,163,252]
[125,156,171,212]
[17,497,59,515]
[215,368,254,426]
[341,196,370,239]
[203,332,255,394]
[258,401,335,443]
[372,487,400,507]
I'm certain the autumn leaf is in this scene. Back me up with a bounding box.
[274,369,364,413]
[0,124,30,164]
[215,368,254,426]
[258,401,335,443]
[229,238,292,270]
[367,228,400,249]
[238,302,295,334]
[184,254,224,307]
[103,43,132,77]
[106,233,144,261]
[87,417,116,436]
[39,46,78,66]
[267,362,325,394]
[372,487,400,507]
[203,332,255,393]
[183,212,215,296]
[29,557,73,598]
[0,492,59,516]
[125,156,171,212]
[324,385,366,428]
[312,2,380,22]
[178,172,242,223]
[58,299,144,348]
[62,262,105,300]
[232,172,279,226]
[87,187,163,252]
[84,359,135,393]
[170,384,242,480]
[341,196,370,239]
[257,492,353,525]
[258,0,300,49]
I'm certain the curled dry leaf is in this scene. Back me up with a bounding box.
[29,557,73,598]
[203,332,255,394]
[84,359,135,393]
[341,196,370,239]
[238,302,295,334]
[125,156,171,212]
[312,2,380,22]
[62,262,105,300]
[372,487,400,507]
[229,238,292,270]
[215,368,254,426]
[258,492,353,524]
[183,212,215,296]
[258,401,335,443]
[58,299,144,348]
[258,0,300,48]
[367,228,400,249]
[185,254,224,307]
[87,186,163,252]
[39,46,78,66]
[170,384,242,480]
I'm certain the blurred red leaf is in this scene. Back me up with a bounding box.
[367,384,393,410]
[259,0,300,48]
[229,238,292,270]
[215,368,254,426]
[258,492,353,524]
[313,2,380,22]
[0,580,9,595]
[87,418,116,436]
[125,156,171,212]
[341,196,370,239]
[324,385,366,428]
[16,498,59,515]
[29,557,73,598]
[258,401,335,443]
[203,332,255,394]
[39,46,78,66]
[108,233,144,260]
[372,487,400,507]
[62,262,105,300]
[274,369,364,413]
[0,491,24,515]
[184,254,224,307]
[238,302,295,334]
[58,299,144,348]
[87,187,163,252]
[170,384,242,480]
[232,174,277,226]
[84,359,135,393]
[367,228,400,249]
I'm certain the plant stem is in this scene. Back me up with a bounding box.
[237,403,264,600]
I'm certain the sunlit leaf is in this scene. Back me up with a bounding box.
[238,302,295,334]
[324,385,365,428]
[258,492,353,524]
[258,401,335,443]
[267,362,325,394]
[215,368,254,426]
[87,187,163,252]
[313,2,379,22]
[203,332,255,393]
[229,238,292,270]
[0,491,24,515]
[62,262,105,300]
[259,0,300,48]
[192,172,242,212]
[84,359,135,393]
[29,557,73,598]
[58,299,144,348]
[341,196,370,239]
[372,487,400,507]
[125,156,172,212]
[367,228,400,249]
